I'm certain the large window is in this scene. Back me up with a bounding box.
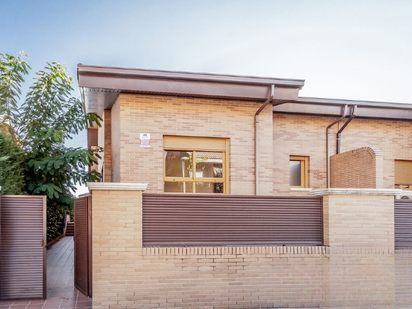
[164,136,229,194]
[395,160,412,190]
[290,156,309,188]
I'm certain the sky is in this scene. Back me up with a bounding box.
[1,0,412,194]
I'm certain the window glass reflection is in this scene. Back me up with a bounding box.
[164,182,194,193]
[165,151,193,177]
[195,182,224,193]
[290,160,302,186]
[195,151,223,178]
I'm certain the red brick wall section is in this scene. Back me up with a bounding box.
[334,118,412,189]
[330,147,383,188]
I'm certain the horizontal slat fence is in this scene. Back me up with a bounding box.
[143,194,323,246]
[395,199,412,248]
[0,195,46,299]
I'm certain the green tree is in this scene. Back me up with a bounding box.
[0,52,30,136]
[0,133,26,194]
[0,52,101,209]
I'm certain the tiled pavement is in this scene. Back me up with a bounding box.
[0,237,92,309]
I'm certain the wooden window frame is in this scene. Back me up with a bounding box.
[290,156,309,188]
[395,160,412,191]
[163,136,230,194]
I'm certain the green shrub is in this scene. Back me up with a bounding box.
[46,200,66,243]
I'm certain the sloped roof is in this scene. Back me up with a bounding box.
[77,64,412,120]
[77,64,304,114]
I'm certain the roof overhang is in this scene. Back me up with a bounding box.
[77,64,412,121]
[274,97,412,121]
[78,65,305,114]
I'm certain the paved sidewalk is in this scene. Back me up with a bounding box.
[0,237,91,309]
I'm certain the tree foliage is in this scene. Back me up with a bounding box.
[0,52,101,209]
[0,52,30,136]
[47,199,69,242]
[0,133,26,195]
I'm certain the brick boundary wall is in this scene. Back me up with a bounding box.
[89,184,411,309]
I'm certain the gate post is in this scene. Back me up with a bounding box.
[87,182,147,306]
[312,188,400,307]
[312,188,399,250]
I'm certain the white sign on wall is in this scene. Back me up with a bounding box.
[140,133,150,147]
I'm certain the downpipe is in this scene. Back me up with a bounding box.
[336,105,357,154]
[326,105,348,188]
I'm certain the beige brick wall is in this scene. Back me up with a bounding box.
[340,118,412,188]
[273,114,412,194]
[90,188,410,308]
[273,114,333,193]
[256,104,274,195]
[330,147,383,188]
[396,250,412,306]
[328,253,395,307]
[108,94,274,195]
[323,195,394,249]
[104,97,412,194]
[92,189,143,308]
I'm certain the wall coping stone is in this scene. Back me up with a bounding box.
[311,188,402,196]
[88,182,148,191]
[290,188,312,192]
[395,191,412,197]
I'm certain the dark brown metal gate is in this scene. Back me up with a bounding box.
[395,199,412,248]
[0,195,46,300]
[74,195,92,297]
[143,194,323,246]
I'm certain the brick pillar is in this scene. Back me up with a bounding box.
[313,188,399,249]
[88,182,147,308]
[312,188,399,307]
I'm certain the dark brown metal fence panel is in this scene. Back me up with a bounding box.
[0,195,46,300]
[74,195,92,297]
[395,199,412,248]
[143,194,323,246]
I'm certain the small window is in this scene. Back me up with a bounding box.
[395,160,412,190]
[164,136,228,194]
[290,156,309,188]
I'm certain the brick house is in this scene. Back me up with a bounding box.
[78,65,412,195]
[77,64,412,308]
